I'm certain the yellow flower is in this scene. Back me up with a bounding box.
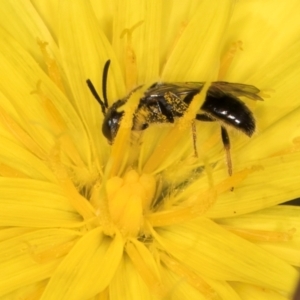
[0,0,299,299]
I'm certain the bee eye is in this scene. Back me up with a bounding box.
[102,117,113,142]
[102,107,124,143]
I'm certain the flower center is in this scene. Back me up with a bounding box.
[106,170,156,237]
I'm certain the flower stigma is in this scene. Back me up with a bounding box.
[106,170,155,237]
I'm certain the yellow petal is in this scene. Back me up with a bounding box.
[58,0,124,103]
[160,1,207,67]
[58,0,124,166]
[231,282,290,300]
[0,138,54,181]
[110,254,152,300]
[154,217,298,296]
[112,0,161,84]
[41,228,123,299]
[207,152,300,218]
[0,229,79,297]
[90,0,115,38]
[0,227,34,243]
[0,28,89,169]
[0,178,80,227]
[0,1,59,65]
[226,0,300,82]
[239,107,300,162]
[217,206,300,267]
[162,0,234,80]
[160,252,242,299]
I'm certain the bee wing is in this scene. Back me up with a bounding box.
[145,82,204,99]
[211,82,264,101]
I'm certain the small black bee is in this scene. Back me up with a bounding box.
[86,60,263,176]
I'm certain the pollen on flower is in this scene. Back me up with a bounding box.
[107,170,156,237]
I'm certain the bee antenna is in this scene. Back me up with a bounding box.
[102,60,110,109]
[86,60,111,116]
[86,79,107,115]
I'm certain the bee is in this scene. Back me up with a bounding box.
[86,60,263,177]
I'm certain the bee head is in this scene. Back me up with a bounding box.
[86,60,122,143]
[102,100,125,143]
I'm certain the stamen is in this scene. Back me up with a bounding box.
[32,81,86,168]
[148,167,260,227]
[108,86,146,177]
[271,136,300,157]
[59,175,97,222]
[164,21,188,68]
[48,142,96,221]
[218,41,243,80]
[121,21,144,92]
[147,207,198,227]
[161,253,219,299]
[107,170,156,237]
[191,120,198,157]
[143,85,209,174]
[31,81,65,129]
[37,39,65,93]
[214,165,262,193]
[223,226,295,242]
[0,105,46,159]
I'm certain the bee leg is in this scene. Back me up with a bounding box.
[132,122,149,131]
[191,120,198,157]
[220,126,234,191]
[156,97,174,123]
[195,114,215,122]
[196,114,234,190]
[195,114,233,172]
[220,126,232,176]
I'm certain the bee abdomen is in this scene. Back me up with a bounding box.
[201,94,255,136]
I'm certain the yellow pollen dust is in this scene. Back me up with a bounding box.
[106,170,156,237]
